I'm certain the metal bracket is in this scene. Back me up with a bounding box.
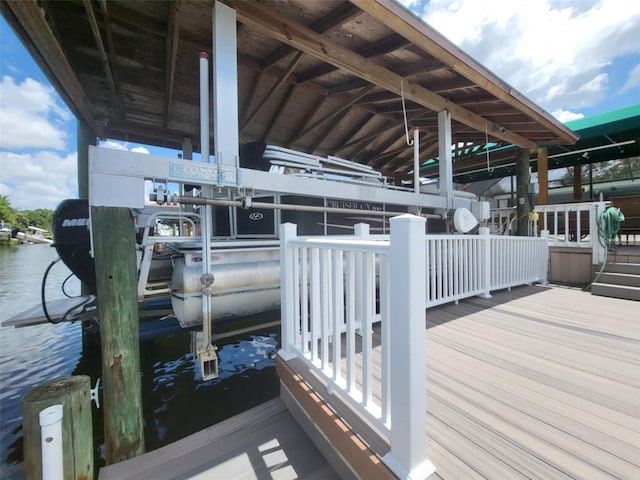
[90,378,101,408]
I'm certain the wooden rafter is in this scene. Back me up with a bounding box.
[353,125,402,161]
[260,2,361,71]
[351,0,578,145]
[336,121,395,154]
[262,83,297,142]
[83,0,123,117]
[241,51,304,132]
[297,32,411,85]
[287,95,327,145]
[289,85,375,144]
[230,1,536,148]
[164,0,181,128]
[330,113,375,153]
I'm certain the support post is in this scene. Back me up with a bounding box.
[212,0,239,169]
[91,206,145,463]
[279,222,298,361]
[438,110,453,209]
[573,164,583,201]
[479,226,492,298]
[383,214,435,480]
[515,147,531,236]
[77,120,95,200]
[22,376,93,480]
[537,147,548,206]
[413,127,420,193]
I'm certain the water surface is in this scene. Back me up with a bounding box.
[0,244,280,478]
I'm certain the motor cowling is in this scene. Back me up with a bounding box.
[52,199,96,293]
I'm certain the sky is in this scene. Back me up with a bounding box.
[1,0,639,211]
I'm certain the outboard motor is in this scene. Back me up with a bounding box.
[52,199,96,293]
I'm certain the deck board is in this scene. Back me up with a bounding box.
[98,398,339,480]
[420,285,640,479]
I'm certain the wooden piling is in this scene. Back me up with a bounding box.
[22,376,93,480]
[91,206,145,463]
[515,147,531,236]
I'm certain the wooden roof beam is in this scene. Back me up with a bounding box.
[241,51,304,132]
[330,112,375,153]
[231,1,536,149]
[289,85,375,144]
[261,2,361,71]
[83,0,124,117]
[297,32,412,85]
[351,0,578,145]
[164,0,181,128]
[392,141,440,175]
[262,83,297,142]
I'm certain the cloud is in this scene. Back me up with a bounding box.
[415,0,640,114]
[98,140,150,154]
[619,64,640,93]
[551,109,584,123]
[131,146,150,154]
[0,150,78,211]
[0,76,72,150]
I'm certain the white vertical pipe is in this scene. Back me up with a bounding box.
[383,214,435,480]
[40,405,63,480]
[413,127,420,193]
[199,52,214,344]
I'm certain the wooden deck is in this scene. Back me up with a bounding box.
[421,284,640,479]
[100,284,639,479]
[98,398,339,480]
[300,283,640,480]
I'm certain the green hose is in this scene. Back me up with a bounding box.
[586,206,625,289]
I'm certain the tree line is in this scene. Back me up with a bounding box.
[0,195,54,233]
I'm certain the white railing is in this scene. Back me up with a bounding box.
[425,228,547,307]
[280,215,435,480]
[534,201,609,264]
[490,235,549,290]
[279,218,549,480]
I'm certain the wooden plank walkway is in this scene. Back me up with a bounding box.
[422,284,640,480]
[98,398,339,480]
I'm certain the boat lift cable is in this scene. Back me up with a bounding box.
[401,79,414,147]
[584,206,625,290]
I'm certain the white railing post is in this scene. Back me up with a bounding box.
[479,227,492,298]
[40,404,63,480]
[354,222,370,238]
[590,203,603,265]
[279,222,298,361]
[383,214,435,480]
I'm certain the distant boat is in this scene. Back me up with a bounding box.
[0,222,11,238]
[15,225,53,244]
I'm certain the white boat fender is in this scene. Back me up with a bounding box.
[453,208,478,233]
